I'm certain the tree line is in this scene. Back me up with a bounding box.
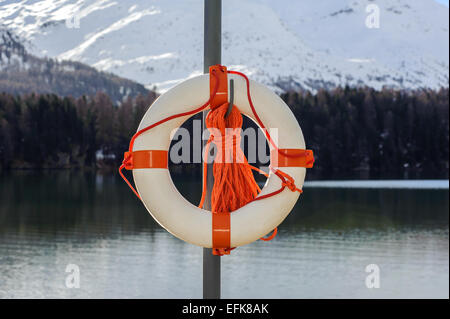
[0,87,448,178]
[0,91,157,170]
[282,87,448,178]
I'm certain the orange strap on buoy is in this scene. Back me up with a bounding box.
[212,213,231,255]
[271,149,314,168]
[123,150,168,169]
[209,65,228,109]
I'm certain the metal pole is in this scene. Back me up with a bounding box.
[203,0,221,299]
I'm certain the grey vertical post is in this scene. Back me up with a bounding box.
[203,0,221,299]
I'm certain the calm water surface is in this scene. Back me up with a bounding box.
[0,171,448,298]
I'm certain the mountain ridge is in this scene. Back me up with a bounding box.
[0,0,448,93]
[0,27,150,103]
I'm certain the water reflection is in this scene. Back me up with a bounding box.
[0,171,448,298]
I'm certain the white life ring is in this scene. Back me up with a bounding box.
[130,72,310,248]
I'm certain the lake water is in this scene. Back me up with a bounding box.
[0,171,448,299]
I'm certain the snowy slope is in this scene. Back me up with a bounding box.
[0,28,149,102]
[0,0,448,93]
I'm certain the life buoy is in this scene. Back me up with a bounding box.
[120,65,314,251]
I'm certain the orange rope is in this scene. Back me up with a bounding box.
[198,136,212,209]
[260,227,278,241]
[199,103,260,214]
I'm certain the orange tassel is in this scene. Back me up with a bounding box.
[201,102,260,214]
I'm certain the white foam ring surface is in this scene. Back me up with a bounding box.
[133,74,306,247]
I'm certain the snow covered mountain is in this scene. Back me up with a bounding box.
[0,28,149,102]
[0,0,448,93]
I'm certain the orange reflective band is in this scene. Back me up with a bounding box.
[271,149,315,168]
[212,212,231,254]
[209,65,228,110]
[124,150,168,169]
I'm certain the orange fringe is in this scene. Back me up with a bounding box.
[199,102,260,214]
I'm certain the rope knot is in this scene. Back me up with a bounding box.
[276,169,303,193]
[122,151,133,170]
